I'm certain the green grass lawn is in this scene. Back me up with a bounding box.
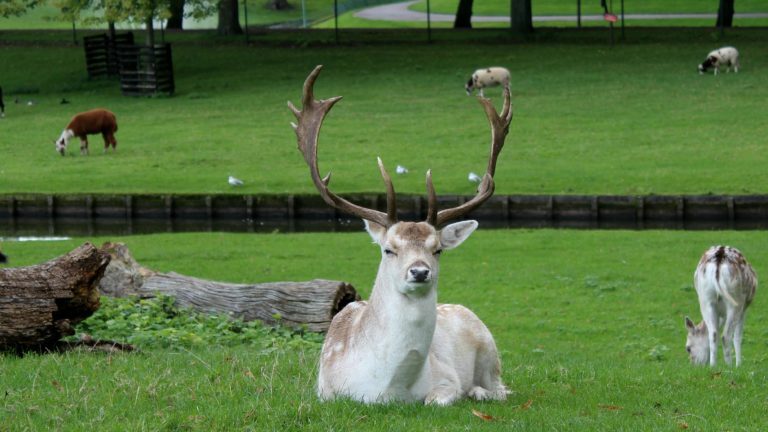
[3,0,766,31]
[409,0,768,17]
[2,229,767,430]
[370,0,768,28]
[2,16,767,432]
[1,29,767,196]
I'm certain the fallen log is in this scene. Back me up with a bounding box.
[99,242,360,332]
[0,243,110,351]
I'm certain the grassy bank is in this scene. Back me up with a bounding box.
[410,0,768,17]
[1,30,767,196]
[1,229,767,430]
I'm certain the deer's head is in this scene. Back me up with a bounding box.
[288,66,512,296]
[684,316,709,365]
[365,220,477,296]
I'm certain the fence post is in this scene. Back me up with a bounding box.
[426,0,432,43]
[243,0,250,44]
[334,0,339,44]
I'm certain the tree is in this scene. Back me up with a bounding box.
[217,0,242,35]
[453,0,472,29]
[451,0,532,33]
[167,0,184,29]
[716,0,735,28]
[0,0,45,18]
[53,0,216,45]
[511,0,532,34]
[265,0,292,10]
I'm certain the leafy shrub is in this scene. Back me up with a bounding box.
[71,295,324,350]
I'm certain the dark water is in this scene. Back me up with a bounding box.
[2,215,766,238]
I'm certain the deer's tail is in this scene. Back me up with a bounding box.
[715,266,739,307]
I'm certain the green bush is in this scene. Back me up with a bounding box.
[71,294,324,349]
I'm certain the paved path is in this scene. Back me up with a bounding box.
[355,0,768,23]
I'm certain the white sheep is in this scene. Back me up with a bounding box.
[698,47,740,75]
[685,245,757,367]
[465,67,510,97]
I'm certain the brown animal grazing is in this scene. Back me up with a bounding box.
[55,108,118,156]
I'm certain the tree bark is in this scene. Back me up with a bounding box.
[511,0,533,35]
[167,0,185,29]
[265,0,293,10]
[217,0,243,35]
[453,0,473,29]
[716,0,735,28]
[0,243,110,351]
[99,243,360,332]
[145,16,156,47]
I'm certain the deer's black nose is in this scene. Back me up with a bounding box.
[409,267,430,282]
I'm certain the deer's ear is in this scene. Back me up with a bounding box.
[685,316,696,331]
[364,219,387,244]
[440,220,478,250]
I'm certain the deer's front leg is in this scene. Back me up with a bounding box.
[425,358,462,406]
[80,137,89,155]
[425,382,461,406]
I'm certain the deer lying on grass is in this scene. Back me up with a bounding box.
[685,246,757,367]
[289,66,513,405]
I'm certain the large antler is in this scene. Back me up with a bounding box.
[288,65,397,228]
[426,85,513,227]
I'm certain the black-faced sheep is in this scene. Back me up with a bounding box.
[698,47,740,75]
[465,67,510,97]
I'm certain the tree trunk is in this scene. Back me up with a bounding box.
[108,21,116,39]
[145,16,156,47]
[511,0,533,35]
[0,243,110,351]
[99,243,360,332]
[716,0,735,28]
[265,0,293,10]
[453,0,473,29]
[167,0,185,29]
[217,0,243,35]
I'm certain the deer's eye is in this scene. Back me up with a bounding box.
[686,347,691,353]
[433,249,443,257]
[384,249,396,256]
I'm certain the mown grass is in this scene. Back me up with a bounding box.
[1,29,767,196]
[326,0,768,29]
[1,229,767,430]
[410,0,768,17]
[4,0,767,30]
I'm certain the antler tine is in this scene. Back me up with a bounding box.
[289,65,396,228]
[426,170,437,226]
[433,84,513,227]
[377,157,398,224]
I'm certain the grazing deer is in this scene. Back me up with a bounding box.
[288,66,512,405]
[685,246,757,367]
